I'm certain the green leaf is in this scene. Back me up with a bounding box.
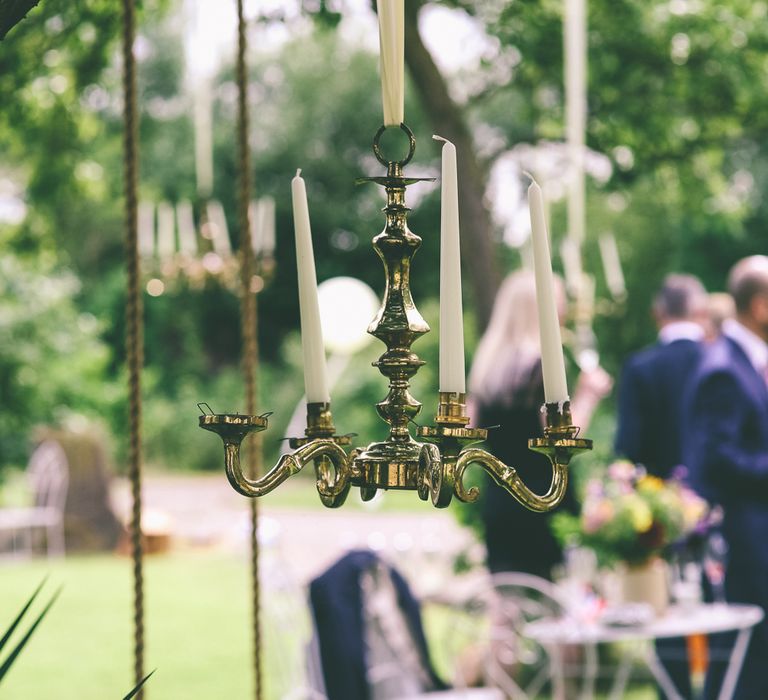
[0,585,61,682]
[122,669,156,700]
[0,576,47,656]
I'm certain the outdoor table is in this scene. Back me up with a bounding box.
[525,603,763,700]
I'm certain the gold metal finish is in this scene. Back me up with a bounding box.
[288,402,351,448]
[199,407,353,508]
[435,391,471,426]
[230,437,352,504]
[199,412,270,435]
[288,402,354,507]
[452,401,592,512]
[198,125,593,510]
[351,122,433,498]
[415,392,486,507]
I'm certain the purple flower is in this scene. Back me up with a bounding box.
[670,464,689,482]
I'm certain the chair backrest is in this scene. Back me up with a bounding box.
[442,572,569,699]
[360,561,435,699]
[486,572,568,625]
[27,440,69,513]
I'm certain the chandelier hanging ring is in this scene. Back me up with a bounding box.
[372,122,416,167]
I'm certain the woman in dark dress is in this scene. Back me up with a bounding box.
[468,271,611,579]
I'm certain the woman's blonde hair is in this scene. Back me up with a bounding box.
[469,269,557,406]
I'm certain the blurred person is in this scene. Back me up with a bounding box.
[615,273,709,479]
[468,270,611,578]
[706,291,736,341]
[684,256,768,700]
[615,274,708,699]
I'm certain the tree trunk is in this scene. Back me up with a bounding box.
[403,0,500,331]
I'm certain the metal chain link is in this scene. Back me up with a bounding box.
[121,0,146,695]
[235,1,264,698]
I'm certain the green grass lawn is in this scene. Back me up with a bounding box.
[0,552,309,700]
[0,551,658,700]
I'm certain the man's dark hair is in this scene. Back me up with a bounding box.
[728,256,768,314]
[653,274,707,320]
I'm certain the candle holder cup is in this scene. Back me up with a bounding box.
[199,125,592,510]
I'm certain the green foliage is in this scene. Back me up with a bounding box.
[143,357,302,472]
[240,28,438,356]
[123,670,156,700]
[0,578,60,684]
[5,0,768,479]
[483,0,768,288]
[0,252,121,468]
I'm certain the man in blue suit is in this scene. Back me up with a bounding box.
[616,273,709,478]
[616,274,709,700]
[684,255,768,699]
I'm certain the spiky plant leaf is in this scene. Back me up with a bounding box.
[0,586,61,682]
[122,669,155,700]
[0,577,47,655]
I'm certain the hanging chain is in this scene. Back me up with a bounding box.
[235,1,264,698]
[121,0,146,695]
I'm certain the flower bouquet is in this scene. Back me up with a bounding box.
[553,461,711,615]
[552,460,709,568]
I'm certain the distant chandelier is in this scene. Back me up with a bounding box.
[198,1,591,511]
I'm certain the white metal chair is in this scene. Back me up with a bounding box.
[442,572,598,700]
[0,440,69,557]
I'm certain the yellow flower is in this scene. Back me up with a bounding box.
[627,497,653,532]
[638,475,664,492]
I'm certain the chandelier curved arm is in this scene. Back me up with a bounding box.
[453,446,570,513]
[225,437,351,503]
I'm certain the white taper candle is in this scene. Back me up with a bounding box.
[598,232,626,300]
[176,200,197,256]
[565,0,587,246]
[138,200,155,258]
[193,78,214,198]
[528,176,569,405]
[292,169,330,404]
[206,201,231,256]
[261,196,276,255]
[376,0,404,127]
[560,237,584,299]
[434,135,465,394]
[248,200,261,255]
[156,201,176,261]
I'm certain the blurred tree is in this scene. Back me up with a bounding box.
[239,27,437,358]
[0,251,120,467]
[0,2,440,470]
[340,0,768,369]
[402,0,501,331]
[4,0,768,475]
[457,0,768,361]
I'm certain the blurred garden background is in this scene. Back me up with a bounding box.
[2,0,768,697]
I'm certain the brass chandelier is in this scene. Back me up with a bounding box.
[198,2,592,512]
